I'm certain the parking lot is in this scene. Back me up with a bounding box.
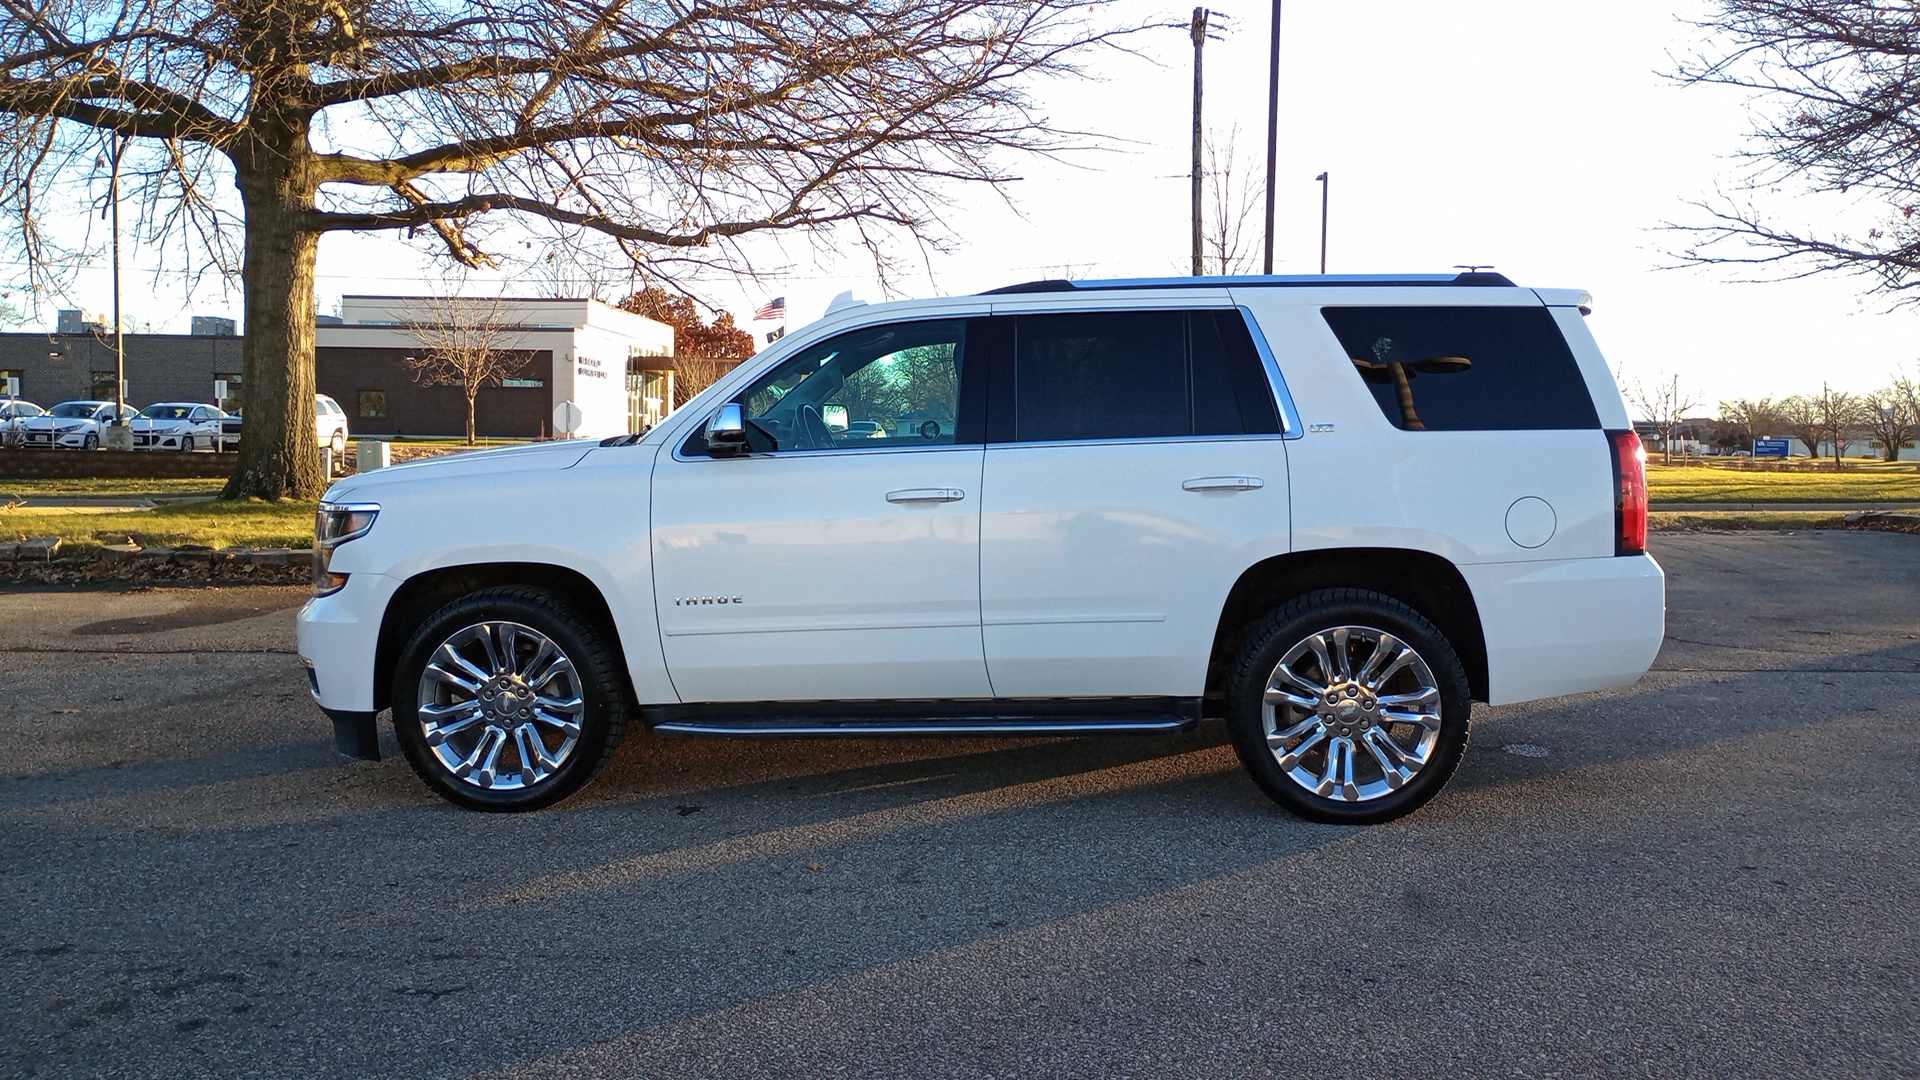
[2,530,1916,1079]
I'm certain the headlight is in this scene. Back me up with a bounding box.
[313,501,378,596]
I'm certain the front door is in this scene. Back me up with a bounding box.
[650,317,991,703]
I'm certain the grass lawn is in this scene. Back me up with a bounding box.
[0,477,226,499]
[0,497,315,549]
[1650,510,1852,531]
[1646,460,1920,503]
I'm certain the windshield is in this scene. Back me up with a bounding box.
[139,405,195,420]
[48,402,105,419]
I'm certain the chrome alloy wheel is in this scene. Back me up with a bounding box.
[1261,625,1443,803]
[416,621,585,791]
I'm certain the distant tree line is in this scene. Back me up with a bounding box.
[1713,375,1920,467]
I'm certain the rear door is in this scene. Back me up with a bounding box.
[977,303,1294,699]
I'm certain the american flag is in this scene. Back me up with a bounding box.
[752,296,786,322]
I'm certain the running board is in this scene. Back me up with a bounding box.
[645,697,1201,739]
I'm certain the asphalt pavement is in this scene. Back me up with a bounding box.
[2,532,1916,1080]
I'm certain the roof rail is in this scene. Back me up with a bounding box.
[980,271,1517,295]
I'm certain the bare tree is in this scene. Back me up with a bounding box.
[1867,375,1918,462]
[1623,372,1702,465]
[1717,395,1780,451]
[1814,383,1871,467]
[1670,3,1920,302]
[400,296,532,445]
[1776,394,1827,460]
[0,1,1155,498]
[1202,128,1264,276]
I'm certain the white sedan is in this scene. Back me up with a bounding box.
[0,399,44,447]
[17,400,136,449]
[133,402,227,451]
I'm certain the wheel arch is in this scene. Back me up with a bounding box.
[1208,548,1490,707]
[373,561,632,712]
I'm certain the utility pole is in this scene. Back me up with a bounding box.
[1315,171,1329,273]
[1261,0,1283,274]
[106,132,131,450]
[1190,7,1207,277]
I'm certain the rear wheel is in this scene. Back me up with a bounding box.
[392,587,629,811]
[330,431,347,458]
[1226,589,1471,825]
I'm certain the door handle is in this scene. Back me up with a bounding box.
[1182,476,1265,492]
[886,487,966,504]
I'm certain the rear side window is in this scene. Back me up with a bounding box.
[1009,310,1280,443]
[1320,306,1598,431]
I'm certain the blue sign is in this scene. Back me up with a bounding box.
[1754,438,1790,458]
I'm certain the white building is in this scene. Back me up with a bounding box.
[318,296,674,439]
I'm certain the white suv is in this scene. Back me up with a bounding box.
[299,273,1664,822]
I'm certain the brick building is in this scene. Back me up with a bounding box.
[0,325,244,407]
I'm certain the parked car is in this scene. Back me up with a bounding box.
[218,395,350,455]
[132,402,227,451]
[300,271,1665,822]
[0,399,44,447]
[17,400,136,449]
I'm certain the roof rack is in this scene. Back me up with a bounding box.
[981,271,1516,295]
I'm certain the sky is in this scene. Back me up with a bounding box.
[25,0,1920,410]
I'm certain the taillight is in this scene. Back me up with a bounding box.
[1609,430,1647,555]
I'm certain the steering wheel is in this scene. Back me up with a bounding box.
[797,405,835,449]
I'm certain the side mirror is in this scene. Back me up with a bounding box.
[704,402,748,456]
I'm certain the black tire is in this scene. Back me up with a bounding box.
[82,432,98,450]
[181,435,195,452]
[1225,588,1471,825]
[391,586,629,811]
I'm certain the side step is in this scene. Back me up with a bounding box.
[645,697,1201,739]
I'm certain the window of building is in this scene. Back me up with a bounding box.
[358,390,387,418]
[214,372,242,412]
[90,371,120,402]
[0,369,21,398]
[1007,310,1280,444]
[1320,306,1599,431]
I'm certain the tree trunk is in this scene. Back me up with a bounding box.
[466,386,478,445]
[223,162,322,500]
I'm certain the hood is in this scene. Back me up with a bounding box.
[321,439,598,502]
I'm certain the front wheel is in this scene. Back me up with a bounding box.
[1226,589,1471,825]
[82,432,98,450]
[181,435,195,452]
[392,586,629,811]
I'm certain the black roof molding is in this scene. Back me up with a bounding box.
[979,279,1076,295]
[980,271,1517,295]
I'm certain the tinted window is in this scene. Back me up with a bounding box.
[683,319,974,455]
[1009,310,1280,443]
[1321,306,1598,431]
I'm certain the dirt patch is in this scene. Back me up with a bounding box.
[69,588,310,635]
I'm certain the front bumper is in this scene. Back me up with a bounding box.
[298,570,402,737]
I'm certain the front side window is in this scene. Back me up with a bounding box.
[689,319,970,454]
[1321,306,1600,431]
[139,404,195,420]
[1008,310,1281,443]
